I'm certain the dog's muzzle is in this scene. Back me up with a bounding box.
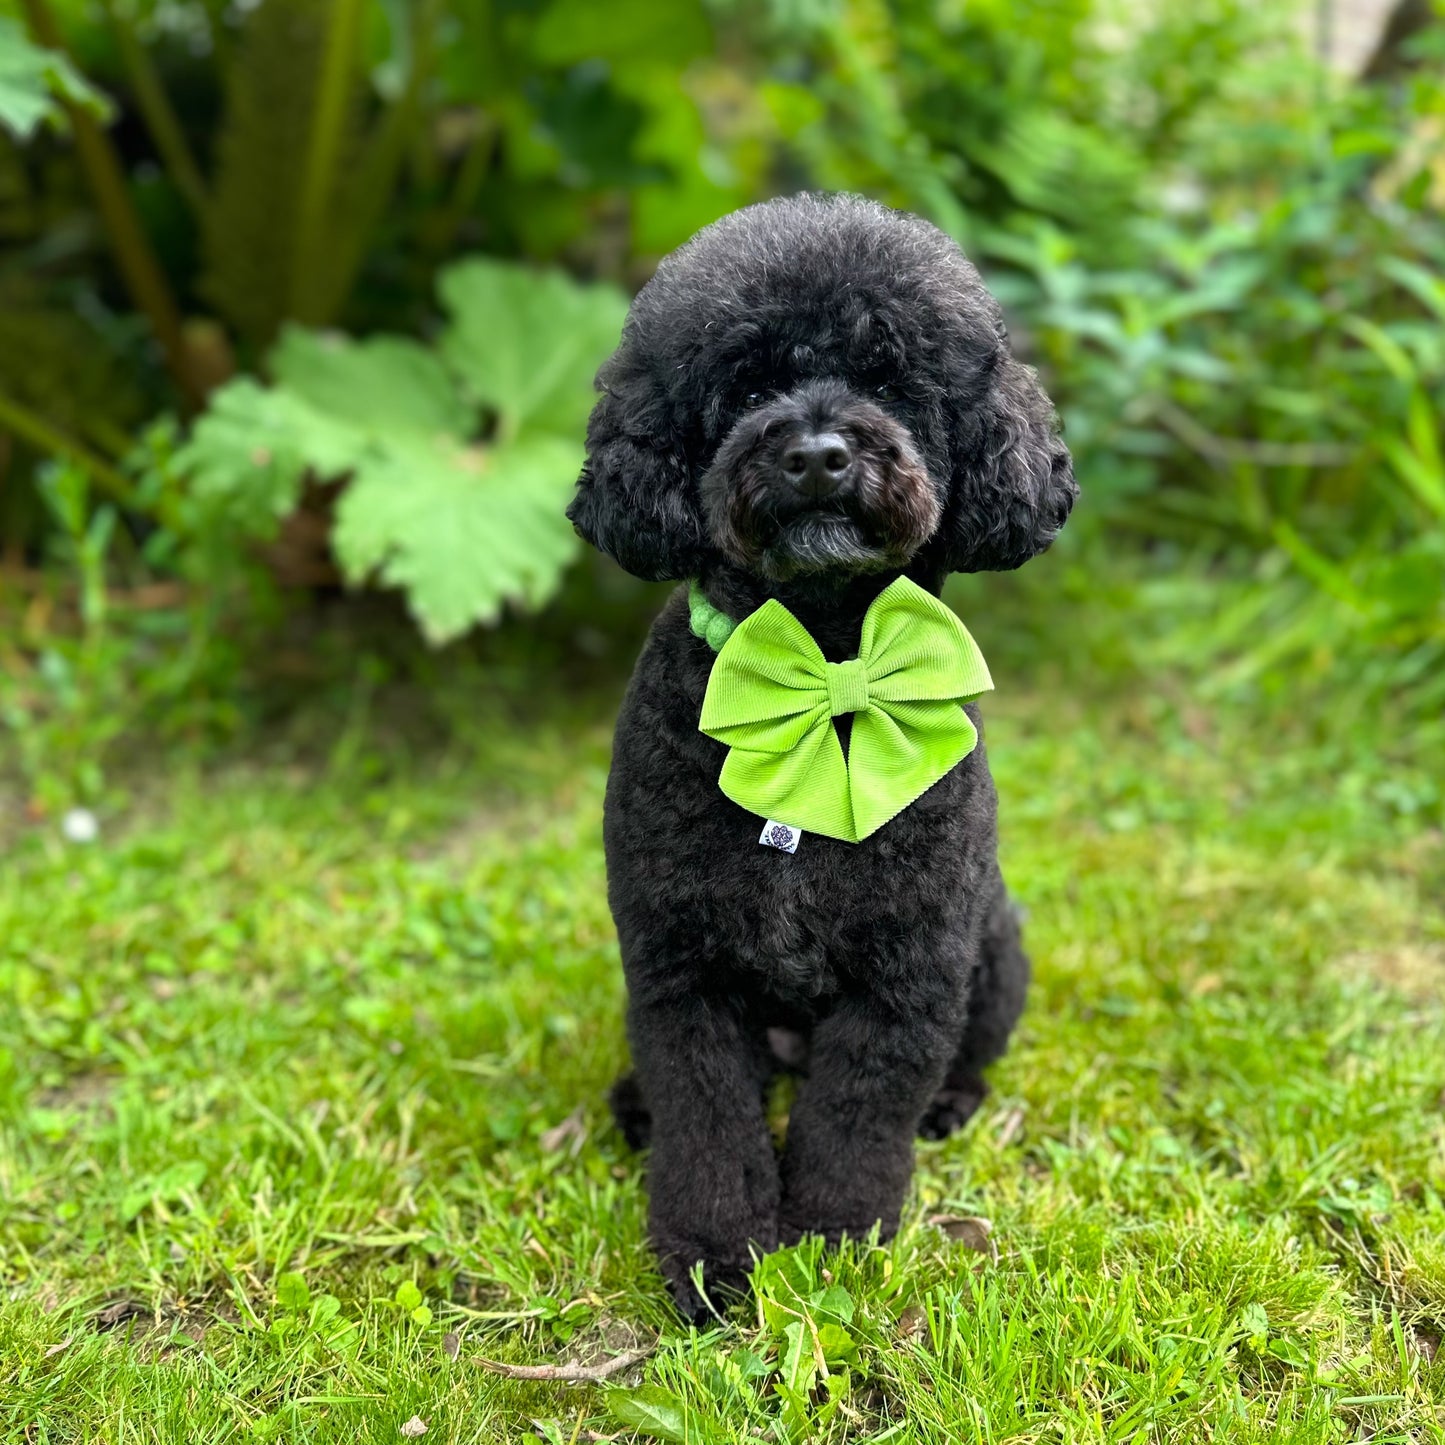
[700,378,941,577]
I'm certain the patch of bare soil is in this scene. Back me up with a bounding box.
[1337,944,1445,1000]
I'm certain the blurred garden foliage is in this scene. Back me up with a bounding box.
[1,0,1443,801]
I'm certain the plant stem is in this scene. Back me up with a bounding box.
[100,0,210,215]
[290,0,365,323]
[1151,400,1353,469]
[18,0,199,407]
[431,113,498,260]
[327,0,437,320]
[0,390,134,504]
[196,0,233,73]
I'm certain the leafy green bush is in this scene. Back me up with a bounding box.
[765,0,1445,719]
[167,256,626,641]
[0,0,770,564]
[991,59,1445,717]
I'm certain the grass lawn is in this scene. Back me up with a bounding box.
[2,603,1443,1443]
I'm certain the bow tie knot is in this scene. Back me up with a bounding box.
[697,575,993,842]
[825,658,869,717]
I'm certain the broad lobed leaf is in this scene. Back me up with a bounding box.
[439,257,629,440]
[269,327,474,441]
[172,378,365,532]
[0,16,113,141]
[174,256,622,643]
[332,433,582,643]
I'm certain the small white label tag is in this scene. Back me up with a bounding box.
[759,820,801,853]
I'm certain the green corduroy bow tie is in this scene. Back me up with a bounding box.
[694,575,993,843]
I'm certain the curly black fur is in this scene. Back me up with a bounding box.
[567,193,1076,1322]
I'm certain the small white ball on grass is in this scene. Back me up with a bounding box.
[61,808,99,844]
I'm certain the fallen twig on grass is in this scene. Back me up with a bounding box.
[473,1348,652,1382]
[995,1106,1025,1149]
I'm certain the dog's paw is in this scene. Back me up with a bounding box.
[776,1212,897,1250]
[917,1076,989,1140]
[657,1249,754,1327]
[608,1072,651,1151]
[777,1217,831,1249]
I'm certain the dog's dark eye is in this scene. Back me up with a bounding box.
[874,383,902,404]
[743,391,765,408]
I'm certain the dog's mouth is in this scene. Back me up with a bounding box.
[700,383,942,580]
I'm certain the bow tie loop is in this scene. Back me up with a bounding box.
[697,576,993,842]
[825,659,869,717]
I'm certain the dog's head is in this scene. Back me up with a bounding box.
[567,193,1076,584]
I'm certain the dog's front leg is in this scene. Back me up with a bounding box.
[628,991,780,1322]
[776,983,963,1246]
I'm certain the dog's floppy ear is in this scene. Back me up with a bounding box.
[937,349,1077,574]
[567,348,708,582]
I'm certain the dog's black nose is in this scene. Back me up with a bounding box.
[780,432,853,499]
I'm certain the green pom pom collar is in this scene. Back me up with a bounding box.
[688,580,737,651]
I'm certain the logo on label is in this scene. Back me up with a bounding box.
[759,820,801,853]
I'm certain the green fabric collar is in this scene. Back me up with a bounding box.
[690,576,993,843]
[688,579,737,651]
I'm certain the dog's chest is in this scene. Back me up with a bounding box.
[607,729,977,993]
[724,808,964,975]
[603,599,992,993]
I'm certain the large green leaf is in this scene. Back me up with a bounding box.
[332,432,581,643]
[172,379,360,533]
[173,257,619,642]
[0,16,112,141]
[439,257,628,439]
[269,327,473,440]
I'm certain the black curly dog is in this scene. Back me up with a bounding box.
[567,193,1076,1322]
